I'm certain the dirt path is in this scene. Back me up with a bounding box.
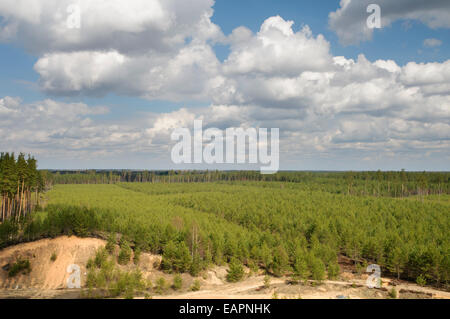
[157,274,450,299]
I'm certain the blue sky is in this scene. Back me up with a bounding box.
[2,0,449,114]
[213,0,450,62]
[0,0,449,170]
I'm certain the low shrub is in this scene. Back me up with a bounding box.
[154,277,167,294]
[8,258,31,277]
[118,240,132,265]
[416,274,427,287]
[172,274,183,290]
[226,258,244,283]
[190,279,201,291]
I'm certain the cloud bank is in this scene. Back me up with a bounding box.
[329,0,450,45]
[0,2,449,169]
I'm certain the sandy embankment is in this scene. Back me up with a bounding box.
[0,236,105,290]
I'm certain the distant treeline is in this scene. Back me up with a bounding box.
[46,169,449,198]
[0,153,44,222]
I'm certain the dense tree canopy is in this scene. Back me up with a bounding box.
[47,169,449,198]
[0,153,43,222]
[1,180,447,288]
[0,161,448,288]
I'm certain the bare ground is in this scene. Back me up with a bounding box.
[0,236,105,290]
[0,236,449,299]
[156,273,449,299]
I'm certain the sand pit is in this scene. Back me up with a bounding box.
[0,236,105,290]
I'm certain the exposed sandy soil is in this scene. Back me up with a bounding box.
[1,236,449,299]
[156,272,449,300]
[0,236,105,291]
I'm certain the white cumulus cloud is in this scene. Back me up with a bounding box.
[329,0,450,45]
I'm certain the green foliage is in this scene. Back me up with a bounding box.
[0,152,44,223]
[105,233,116,254]
[161,240,192,273]
[387,245,408,279]
[86,250,146,299]
[1,174,448,288]
[247,260,258,274]
[389,288,398,299]
[94,248,108,268]
[108,270,146,299]
[271,246,290,277]
[327,262,340,280]
[118,239,132,265]
[227,258,245,283]
[154,277,167,294]
[47,170,450,199]
[310,257,326,282]
[8,258,31,277]
[189,253,202,276]
[133,247,141,264]
[190,279,201,291]
[50,252,57,262]
[172,274,183,290]
[294,253,310,282]
[260,242,273,270]
[86,258,95,269]
[416,274,427,286]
